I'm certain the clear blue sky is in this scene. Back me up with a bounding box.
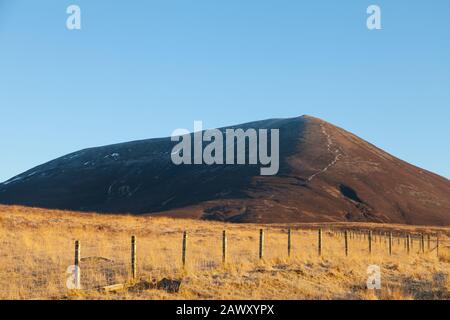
[0,0,449,182]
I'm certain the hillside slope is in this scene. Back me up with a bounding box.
[1,115,449,225]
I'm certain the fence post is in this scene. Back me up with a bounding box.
[427,234,430,250]
[259,229,264,260]
[421,233,425,254]
[388,232,392,256]
[436,235,439,257]
[74,240,81,289]
[407,234,411,254]
[222,230,227,264]
[368,231,372,254]
[131,235,136,281]
[318,229,322,256]
[182,231,187,267]
[344,230,348,256]
[287,228,291,257]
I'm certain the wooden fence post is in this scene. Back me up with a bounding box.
[388,232,392,256]
[74,240,81,289]
[421,234,425,254]
[318,229,322,256]
[182,231,187,267]
[344,230,349,256]
[287,228,291,257]
[436,235,439,257]
[368,230,372,254]
[222,230,227,264]
[74,240,80,266]
[407,234,411,254]
[427,234,431,250]
[131,235,136,281]
[259,229,264,260]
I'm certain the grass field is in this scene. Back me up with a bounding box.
[0,205,448,300]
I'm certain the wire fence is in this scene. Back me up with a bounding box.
[0,227,448,299]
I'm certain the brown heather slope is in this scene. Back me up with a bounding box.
[185,115,450,225]
[0,115,449,225]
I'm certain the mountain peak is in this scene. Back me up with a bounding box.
[301,114,324,121]
[0,116,449,226]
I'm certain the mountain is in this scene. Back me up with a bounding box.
[0,115,449,226]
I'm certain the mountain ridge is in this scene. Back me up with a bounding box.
[1,115,449,226]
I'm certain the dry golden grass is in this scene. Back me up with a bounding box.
[0,205,448,300]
